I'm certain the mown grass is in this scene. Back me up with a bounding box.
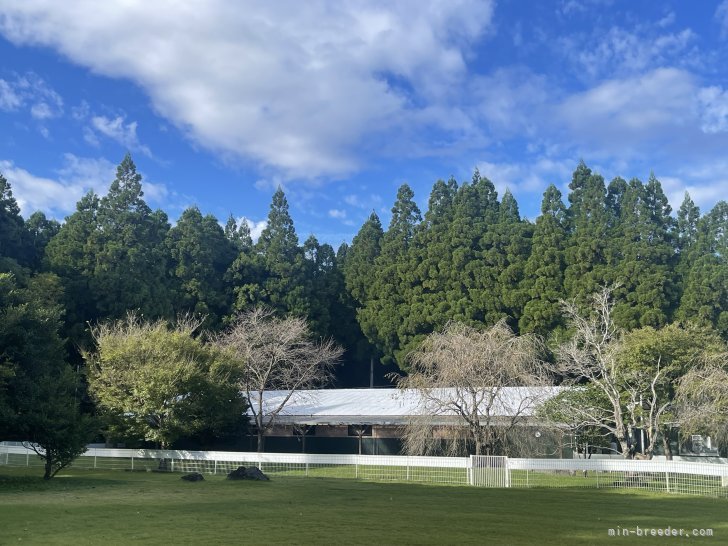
[1,466,726,545]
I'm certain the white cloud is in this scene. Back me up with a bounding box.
[470,68,549,136]
[0,79,22,110]
[0,72,63,117]
[328,208,346,220]
[558,68,698,156]
[0,1,493,179]
[658,173,728,214]
[90,115,152,157]
[2,154,115,216]
[237,218,267,243]
[477,157,574,214]
[717,1,728,38]
[697,86,728,133]
[0,160,77,215]
[1,154,171,218]
[30,101,53,120]
[71,100,90,120]
[557,21,699,83]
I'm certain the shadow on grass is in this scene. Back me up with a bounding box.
[0,469,123,494]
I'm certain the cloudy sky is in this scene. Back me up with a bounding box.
[2,1,728,245]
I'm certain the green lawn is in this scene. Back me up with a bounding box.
[1,467,726,545]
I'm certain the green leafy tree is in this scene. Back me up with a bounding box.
[618,324,726,458]
[0,272,95,479]
[86,314,245,448]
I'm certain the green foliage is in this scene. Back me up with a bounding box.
[677,201,728,337]
[564,161,610,306]
[167,206,237,328]
[86,315,246,448]
[520,185,567,337]
[0,172,27,266]
[92,154,173,319]
[0,271,94,478]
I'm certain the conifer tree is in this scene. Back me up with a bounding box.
[167,206,236,328]
[91,154,173,319]
[520,184,567,336]
[359,184,421,366]
[677,201,728,337]
[0,173,27,266]
[564,161,609,306]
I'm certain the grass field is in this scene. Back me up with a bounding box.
[1,467,726,545]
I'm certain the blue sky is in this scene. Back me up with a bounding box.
[2,1,728,247]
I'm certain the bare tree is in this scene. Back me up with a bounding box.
[553,287,634,457]
[216,307,343,452]
[676,353,728,451]
[393,320,549,456]
[551,286,675,458]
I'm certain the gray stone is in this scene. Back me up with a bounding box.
[181,472,205,482]
[227,466,270,481]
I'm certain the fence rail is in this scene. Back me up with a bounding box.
[2,443,727,498]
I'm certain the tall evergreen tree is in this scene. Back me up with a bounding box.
[91,154,173,319]
[25,211,60,271]
[609,175,676,328]
[564,161,610,306]
[45,191,101,343]
[249,187,308,317]
[448,169,500,324]
[359,184,421,366]
[167,206,236,328]
[408,178,458,336]
[343,212,383,305]
[677,201,728,337]
[520,184,567,336]
[0,173,27,267]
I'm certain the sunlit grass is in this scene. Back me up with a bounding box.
[1,466,727,545]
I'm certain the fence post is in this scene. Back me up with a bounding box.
[26,450,29,467]
[665,471,670,493]
[406,457,410,482]
[214,460,217,475]
[171,459,175,473]
[131,453,134,471]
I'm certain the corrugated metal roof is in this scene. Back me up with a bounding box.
[248,387,563,426]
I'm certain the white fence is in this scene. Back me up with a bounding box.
[2,443,727,498]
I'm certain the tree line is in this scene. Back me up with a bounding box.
[1,154,727,473]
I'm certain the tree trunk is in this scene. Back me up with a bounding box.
[43,456,53,480]
[662,432,674,461]
[257,430,265,453]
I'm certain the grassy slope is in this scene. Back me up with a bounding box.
[0,467,726,545]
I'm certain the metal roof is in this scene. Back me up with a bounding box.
[248,387,564,426]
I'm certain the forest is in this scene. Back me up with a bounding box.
[1,154,727,466]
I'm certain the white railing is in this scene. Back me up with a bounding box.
[2,443,727,498]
